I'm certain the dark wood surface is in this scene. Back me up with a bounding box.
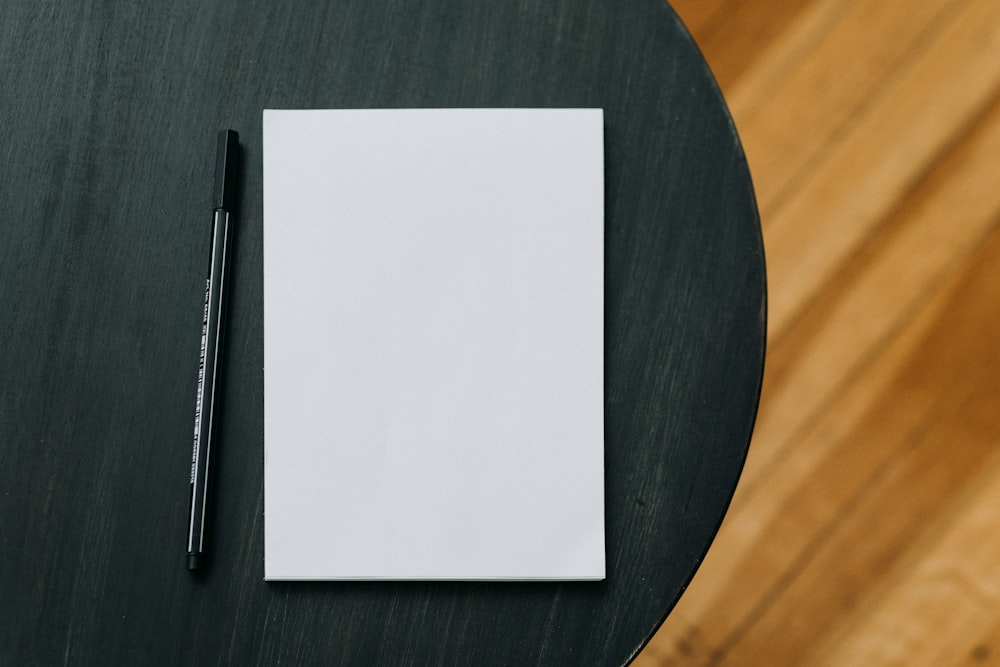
[0,1,764,665]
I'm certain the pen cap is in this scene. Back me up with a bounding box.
[213,129,239,211]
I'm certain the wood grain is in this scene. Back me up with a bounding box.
[637,0,1000,664]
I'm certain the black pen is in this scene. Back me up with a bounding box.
[187,129,239,570]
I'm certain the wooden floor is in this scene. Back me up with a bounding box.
[636,1,1000,665]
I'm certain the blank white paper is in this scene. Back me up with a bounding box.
[263,108,604,581]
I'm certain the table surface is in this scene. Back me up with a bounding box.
[0,1,765,665]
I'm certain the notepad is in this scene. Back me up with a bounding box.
[263,108,604,581]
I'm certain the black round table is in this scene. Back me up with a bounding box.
[0,1,765,664]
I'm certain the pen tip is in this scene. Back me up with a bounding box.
[187,554,202,571]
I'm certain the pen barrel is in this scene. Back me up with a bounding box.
[188,208,232,559]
